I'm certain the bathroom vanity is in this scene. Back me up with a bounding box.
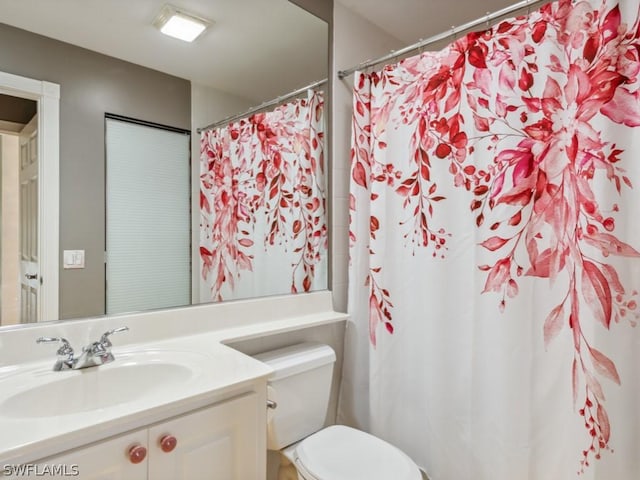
[34,391,262,479]
[0,335,271,479]
[0,292,347,479]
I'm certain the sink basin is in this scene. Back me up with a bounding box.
[1,351,202,418]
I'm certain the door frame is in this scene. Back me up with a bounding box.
[0,71,60,321]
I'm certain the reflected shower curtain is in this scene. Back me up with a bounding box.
[199,90,327,302]
[343,1,640,478]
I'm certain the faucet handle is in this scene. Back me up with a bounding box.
[99,326,129,347]
[36,336,74,357]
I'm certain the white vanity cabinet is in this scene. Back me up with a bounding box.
[29,430,148,480]
[18,392,265,480]
[148,392,262,480]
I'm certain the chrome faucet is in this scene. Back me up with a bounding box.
[74,327,129,369]
[35,337,75,371]
[36,327,129,371]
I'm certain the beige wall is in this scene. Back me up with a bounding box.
[0,134,19,325]
[0,23,191,319]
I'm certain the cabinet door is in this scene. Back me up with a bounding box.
[148,392,263,480]
[14,430,148,480]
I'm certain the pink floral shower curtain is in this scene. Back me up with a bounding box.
[343,1,640,478]
[199,90,327,302]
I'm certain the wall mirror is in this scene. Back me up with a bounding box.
[0,0,330,328]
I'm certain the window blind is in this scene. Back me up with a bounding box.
[105,118,190,314]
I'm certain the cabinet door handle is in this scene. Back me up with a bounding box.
[25,273,38,280]
[128,444,147,464]
[160,434,178,453]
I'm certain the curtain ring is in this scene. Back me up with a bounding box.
[418,38,424,55]
[451,25,456,41]
[486,12,491,30]
[526,0,531,15]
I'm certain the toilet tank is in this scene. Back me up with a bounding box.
[254,342,336,450]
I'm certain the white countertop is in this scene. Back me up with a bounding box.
[0,334,272,466]
[0,291,348,466]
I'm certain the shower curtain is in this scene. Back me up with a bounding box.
[199,90,327,302]
[342,1,640,478]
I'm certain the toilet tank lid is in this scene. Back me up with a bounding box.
[254,342,336,381]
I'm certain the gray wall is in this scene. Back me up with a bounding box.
[0,23,191,319]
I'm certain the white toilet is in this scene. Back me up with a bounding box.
[254,342,423,480]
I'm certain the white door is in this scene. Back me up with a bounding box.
[0,71,60,323]
[0,133,20,326]
[18,115,38,323]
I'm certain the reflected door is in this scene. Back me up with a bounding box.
[19,116,38,323]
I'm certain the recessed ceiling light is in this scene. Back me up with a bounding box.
[153,4,212,43]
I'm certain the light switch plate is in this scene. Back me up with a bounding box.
[63,250,85,269]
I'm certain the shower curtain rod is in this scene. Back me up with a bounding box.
[338,0,549,79]
[197,78,327,133]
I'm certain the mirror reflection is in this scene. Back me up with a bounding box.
[0,94,38,326]
[0,0,329,327]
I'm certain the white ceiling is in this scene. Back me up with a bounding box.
[0,0,329,103]
[1,0,538,103]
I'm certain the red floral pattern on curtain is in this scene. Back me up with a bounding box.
[201,90,327,301]
[350,0,640,473]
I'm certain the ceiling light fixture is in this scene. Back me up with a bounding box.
[153,4,212,43]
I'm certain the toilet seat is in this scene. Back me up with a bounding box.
[294,425,422,480]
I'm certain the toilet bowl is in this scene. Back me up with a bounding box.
[293,424,422,480]
[254,342,422,480]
